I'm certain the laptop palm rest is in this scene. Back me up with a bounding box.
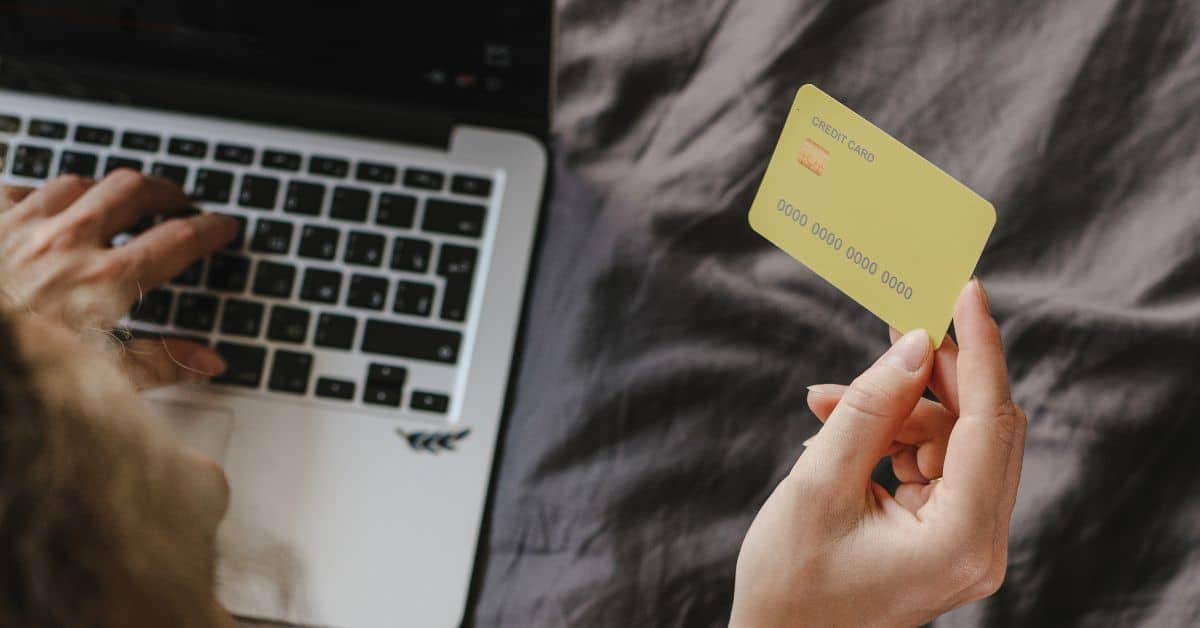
[150,400,236,464]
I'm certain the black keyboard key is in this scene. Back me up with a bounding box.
[216,213,248,250]
[404,168,444,190]
[369,363,406,387]
[167,137,208,158]
[121,131,160,152]
[215,143,254,165]
[314,313,357,350]
[174,293,219,331]
[192,168,233,203]
[284,181,325,216]
[267,306,310,344]
[394,281,435,317]
[316,377,356,400]
[241,175,283,210]
[0,115,20,134]
[130,289,173,324]
[441,278,473,322]
[298,225,339,260]
[364,384,402,407]
[212,342,267,388]
[75,125,114,146]
[171,260,205,286]
[151,162,188,188]
[451,174,493,197]
[423,199,485,237]
[344,231,386,267]
[250,219,294,254]
[362,320,462,364]
[347,274,388,310]
[252,260,297,298]
[12,145,53,178]
[330,186,370,222]
[59,151,98,177]
[364,363,406,407]
[376,193,416,228]
[355,162,397,183]
[28,119,67,139]
[268,350,313,395]
[104,155,144,175]
[239,175,280,209]
[390,238,432,273]
[220,299,265,337]
[411,391,450,414]
[437,244,478,277]
[300,268,342,304]
[206,254,251,292]
[438,244,478,322]
[309,155,349,178]
[263,149,301,171]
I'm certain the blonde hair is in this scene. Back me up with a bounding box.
[0,310,221,627]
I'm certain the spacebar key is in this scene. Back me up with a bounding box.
[361,319,462,364]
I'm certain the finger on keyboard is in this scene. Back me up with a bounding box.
[121,213,241,288]
[61,168,189,240]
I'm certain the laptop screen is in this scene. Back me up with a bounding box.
[0,1,553,139]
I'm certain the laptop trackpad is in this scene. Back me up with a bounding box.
[150,401,235,464]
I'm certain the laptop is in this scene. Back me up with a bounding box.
[0,3,551,626]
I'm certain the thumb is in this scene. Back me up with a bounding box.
[801,329,933,491]
[121,337,227,390]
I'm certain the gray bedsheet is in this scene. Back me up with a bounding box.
[470,1,1200,626]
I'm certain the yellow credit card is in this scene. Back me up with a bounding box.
[748,84,996,347]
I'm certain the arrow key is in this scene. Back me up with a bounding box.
[410,391,449,414]
[364,363,406,408]
[364,385,402,407]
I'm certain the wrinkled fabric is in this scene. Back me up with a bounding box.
[472,1,1200,627]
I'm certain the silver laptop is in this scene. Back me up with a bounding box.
[0,4,551,626]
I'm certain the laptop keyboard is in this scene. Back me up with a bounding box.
[0,113,497,419]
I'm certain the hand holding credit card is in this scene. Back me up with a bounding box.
[748,84,995,347]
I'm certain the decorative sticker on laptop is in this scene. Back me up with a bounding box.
[396,429,471,453]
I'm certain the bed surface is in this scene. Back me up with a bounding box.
[470,1,1200,626]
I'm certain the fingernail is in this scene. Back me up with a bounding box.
[888,327,902,343]
[886,329,930,373]
[802,436,815,448]
[806,384,843,396]
[187,351,227,377]
[973,277,991,313]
